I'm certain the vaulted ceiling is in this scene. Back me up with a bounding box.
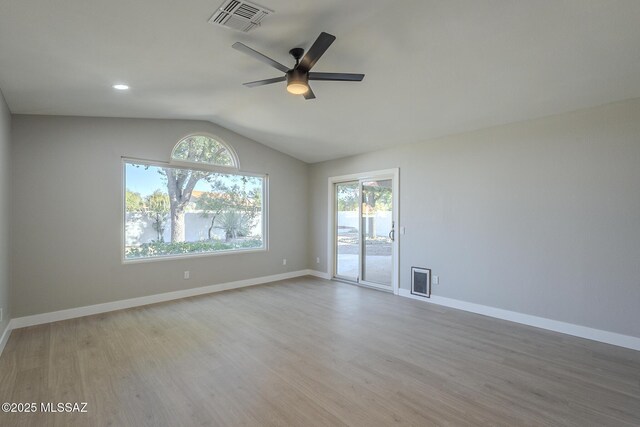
[1,0,640,163]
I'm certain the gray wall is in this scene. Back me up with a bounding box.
[11,115,308,317]
[309,99,640,338]
[0,91,10,333]
[7,100,640,339]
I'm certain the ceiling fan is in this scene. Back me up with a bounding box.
[232,32,364,100]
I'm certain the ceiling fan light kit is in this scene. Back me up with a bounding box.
[286,70,309,95]
[232,32,365,100]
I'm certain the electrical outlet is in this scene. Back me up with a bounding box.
[316,257,320,264]
[184,270,190,280]
[432,275,439,285]
[282,259,287,266]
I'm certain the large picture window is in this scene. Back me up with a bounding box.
[124,159,266,261]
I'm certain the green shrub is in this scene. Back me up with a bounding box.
[125,239,263,259]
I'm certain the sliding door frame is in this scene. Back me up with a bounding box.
[327,168,400,295]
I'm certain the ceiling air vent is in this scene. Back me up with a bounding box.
[209,0,273,32]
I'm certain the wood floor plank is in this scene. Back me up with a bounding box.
[1,277,639,426]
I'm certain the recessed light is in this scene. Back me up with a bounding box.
[112,84,129,90]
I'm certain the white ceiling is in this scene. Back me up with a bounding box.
[1,1,640,163]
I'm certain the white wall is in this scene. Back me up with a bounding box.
[125,212,262,245]
[10,115,309,317]
[337,211,392,237]
[309,99,640,339]
[0,91,10,333]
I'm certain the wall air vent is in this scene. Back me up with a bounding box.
[209,0,273,32]
[411,267,431,298]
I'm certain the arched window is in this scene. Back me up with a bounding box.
[171,134,239,169]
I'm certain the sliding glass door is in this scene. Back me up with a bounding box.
[361,179,393,286]
[335,182,360,281]
[334,175,395,291]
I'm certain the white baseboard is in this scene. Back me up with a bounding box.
[305,269,332,280]
[398,289,640,351]
[0,323,11,356]
[9,270,312,330]
[8,273,635,356]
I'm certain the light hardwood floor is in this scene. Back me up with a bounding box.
[1,277,639,426]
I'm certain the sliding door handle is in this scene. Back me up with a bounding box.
[389,229,395,242]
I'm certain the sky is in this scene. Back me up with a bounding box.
[125,162,261,197]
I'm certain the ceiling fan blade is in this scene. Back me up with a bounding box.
[308,72,365,82]
[297,32,336,73]
[232,42,289,73]
[242,76,286,88]
[303,87,316,100]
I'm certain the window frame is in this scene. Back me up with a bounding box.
[121,156,269,264]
